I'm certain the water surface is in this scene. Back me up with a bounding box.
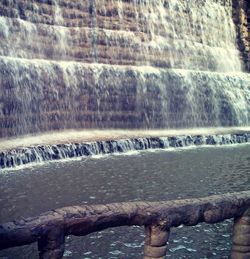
[0,144,250,258]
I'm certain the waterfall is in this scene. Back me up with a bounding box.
[0,0,249,138]
[0,0,243,69]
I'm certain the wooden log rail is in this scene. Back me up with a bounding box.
[1,191,250,258]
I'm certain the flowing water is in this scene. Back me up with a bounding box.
[0,0,250,138]
[1,130,250,169]
[0,1,250,257]
[0,144,250,258]
[0,0,241,70]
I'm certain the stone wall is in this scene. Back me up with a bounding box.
[233,0,250,71]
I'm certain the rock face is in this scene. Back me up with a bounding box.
[0,0,250,138]
[233,0,250,71]
[0,0,243,70]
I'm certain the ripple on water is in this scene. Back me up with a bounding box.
[0,145,249,258]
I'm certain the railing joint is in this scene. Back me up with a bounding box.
[38,225,65,259]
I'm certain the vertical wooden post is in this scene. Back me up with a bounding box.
[144,225,170,259]
[231,208,250,259]
[38,226,65,259]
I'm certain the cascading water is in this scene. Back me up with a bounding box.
[1,3,250,259]
[0,0,249,138]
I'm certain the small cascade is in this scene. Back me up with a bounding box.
[1,133,250,169]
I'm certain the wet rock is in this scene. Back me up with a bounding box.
[0,1,249,138]
[194,135,205,145]
[1,133,250,170]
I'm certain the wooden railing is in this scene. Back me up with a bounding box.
[1,191,250,258]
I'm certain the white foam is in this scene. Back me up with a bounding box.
[1,127,250,151]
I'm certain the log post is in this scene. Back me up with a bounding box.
[144,225,170,259]
[231,208,250,259]
[38,225,65,259]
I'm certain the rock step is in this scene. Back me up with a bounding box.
[1,133,249,169]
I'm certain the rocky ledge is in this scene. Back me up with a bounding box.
[233,0,250,71]
[1,133,250,169]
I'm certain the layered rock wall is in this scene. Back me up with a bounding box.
[0,0,250,138]
[0,0,243,71]
[233,0,250,71]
